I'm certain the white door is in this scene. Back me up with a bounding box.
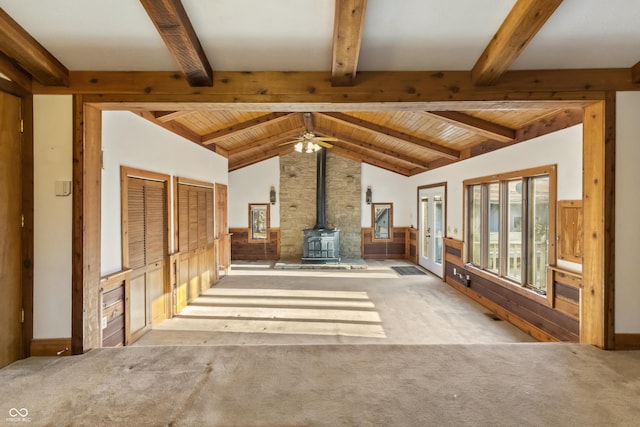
[419,186,445,277]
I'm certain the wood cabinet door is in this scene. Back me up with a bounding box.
[0,92,23,368]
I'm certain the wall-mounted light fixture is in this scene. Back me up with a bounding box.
[365,186,372,204]
[270,186,277,204]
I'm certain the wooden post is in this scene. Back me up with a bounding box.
[581,94,616,349]
[72,96,102,354]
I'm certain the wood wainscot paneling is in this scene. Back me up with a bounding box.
[443,238,579,342]
[362,227,408,259]
[230,228,280,261]
[30,338,72,357]
[547,266,581,321]
[100,269,131,347]
[406,228,418,264]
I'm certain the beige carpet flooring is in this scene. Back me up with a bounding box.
[2,261,639,426]
[134,260,534,346]
[1,344,639,426]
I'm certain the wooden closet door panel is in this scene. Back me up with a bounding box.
[178,185,189,253]
[0,92,22,368]
[127,179,146,270]
[145,181,166,264]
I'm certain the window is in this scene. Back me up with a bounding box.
[249,203,269,242]
[465,166,556,294]
[372,203,393,240]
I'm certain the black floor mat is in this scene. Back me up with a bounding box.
[391,266,426,275]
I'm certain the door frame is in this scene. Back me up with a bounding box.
[0,80,34,359]
[417,183,447,278]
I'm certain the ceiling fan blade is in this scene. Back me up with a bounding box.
[278,140,297,146]
[316,141,333,148]
[315,137,338,142]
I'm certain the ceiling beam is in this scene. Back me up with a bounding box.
[137,111,206,145]
[229,145,294,172]
[227,127,304,156]
[329,143,412,176]
[331,0,367,86]
[153,110,194,122]
[140,0,213,87]
[424,111,515,142]
[202,112,298,145]
[471,0,563,86]
[314,124,431,170]
[319,112,460,160]
[33,70,631,101]
[0,51,32,92]
[632,60,640,84]
[463,108,582,159]
[0,8,68,86]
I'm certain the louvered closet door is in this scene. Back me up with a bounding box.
[127,177,168,343]
[177,183,216,306]
[145,181,167,326]
[127,178,148,339]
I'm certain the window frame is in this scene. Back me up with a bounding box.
[463,165,557,303]
[371,202,393,242]
[248,203,270,243]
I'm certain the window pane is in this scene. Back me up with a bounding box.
[487,183,500,273]
[250,205,268,240]
[434,196,443,264]
[468,185,482,265]
[527,176,549,291]
[373,204,391,239]
[506,180,523,281]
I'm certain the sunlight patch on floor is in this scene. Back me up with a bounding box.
[155,287,387,338]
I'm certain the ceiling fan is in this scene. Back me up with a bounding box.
[280,113,338,153]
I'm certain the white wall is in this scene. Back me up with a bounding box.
[228,157,280,228]
[408,125,583,272]
[33,95,73,339]
[361,164,413,227]
[616,92,640,333]
[101,111,228,275]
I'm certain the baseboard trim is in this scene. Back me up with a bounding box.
[30,338,72,356]
[445,277,559,343]
[615,334,640,350]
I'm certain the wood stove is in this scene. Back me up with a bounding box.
[301,148,340,263]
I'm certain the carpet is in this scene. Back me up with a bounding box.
[1,344,639,426]
[391,265,426,275]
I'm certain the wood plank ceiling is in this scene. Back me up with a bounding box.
[1,0,633,175]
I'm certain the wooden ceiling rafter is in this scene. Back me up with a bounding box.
[202,112,298,145]
[314,124,431,170]
[0,51,32,92]
[331,0,368,87]
[229,144,294,172]
[153,110,194,122]
[329,143,413,176]
[319,112,460,160]
[471,0,564,86]
[227,127,304,156]
[140,0,213,87]
[424,111,515,142]
[461,107,583,159]
[0,7,68,86]
[137,111,221,155]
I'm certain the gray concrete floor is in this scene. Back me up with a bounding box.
[134,259,535,346]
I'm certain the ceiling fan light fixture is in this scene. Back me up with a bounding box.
[294,142,303,153]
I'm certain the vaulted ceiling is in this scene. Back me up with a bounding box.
[1,1,639,175]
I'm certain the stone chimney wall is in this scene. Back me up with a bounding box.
[279,151,361,259]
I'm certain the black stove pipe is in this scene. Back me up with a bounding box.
[314,148,328,230]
